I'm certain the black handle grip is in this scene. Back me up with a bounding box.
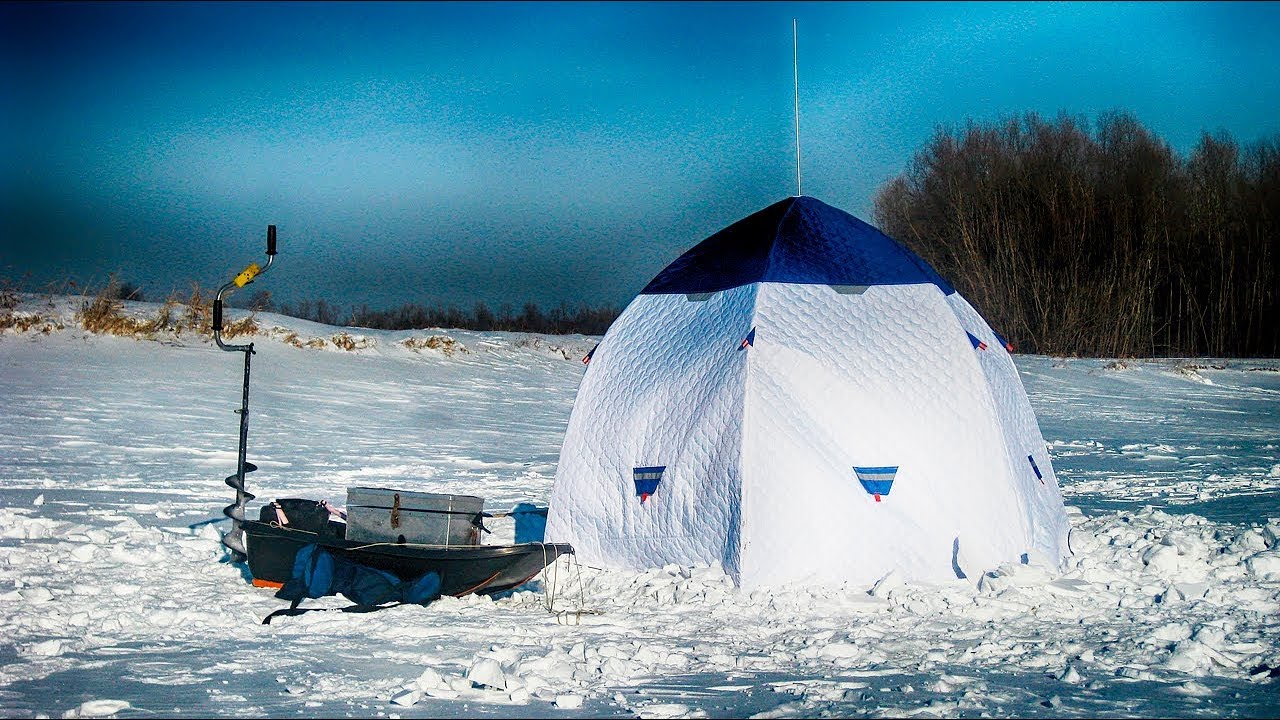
[213,297,223,332]
[266,225,277,256]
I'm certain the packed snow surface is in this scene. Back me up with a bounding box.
[0,297,1277,718]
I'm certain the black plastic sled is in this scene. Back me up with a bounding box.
[243,518,572,598]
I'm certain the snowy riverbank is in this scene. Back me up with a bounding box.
[0,297,1277,717]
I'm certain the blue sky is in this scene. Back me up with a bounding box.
[3,1,1279,311]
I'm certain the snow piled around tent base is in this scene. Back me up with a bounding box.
[385,506,1280,717]
[1,502,1277,717]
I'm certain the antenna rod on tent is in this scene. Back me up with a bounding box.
[792,18,802,197]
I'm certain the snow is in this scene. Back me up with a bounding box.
[0,295,1277,717]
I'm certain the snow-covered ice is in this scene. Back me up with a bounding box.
[0,295,1277,717]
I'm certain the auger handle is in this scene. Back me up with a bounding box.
[215,224,277,352]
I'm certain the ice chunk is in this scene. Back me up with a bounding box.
[479,645,524,668]
[423,687,460,700]
[1174,680,1214,696]
[1148,623,1192,644]
[389,689,420,707]
[632,644,663,666]
[1170,582,1209,602]
[414,668,445,691]
[1058,665,1083,684]
[61,700,130,718]
[70,545,96,563]
[21,587,53,604]
[1192,624,1227,649]
[638,702,701,718]
[1115,666,1158,681]
[1142,544,1180,575]
[818,643,860,660]
[25,640,63,657]
[1045,578,1089,596]
[1245,552,1280,580]
[467,658,506,690]
[1165,639,1236,675]
[554,694,584,709]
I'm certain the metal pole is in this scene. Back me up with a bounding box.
[793,18,802,197]
[238,349,252,490]
[221,344,255,558]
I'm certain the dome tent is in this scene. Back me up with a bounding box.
[546,196,1069,588]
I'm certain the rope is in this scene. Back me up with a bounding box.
[537,543,601,625]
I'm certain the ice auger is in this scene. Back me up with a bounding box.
[213,225,277,560]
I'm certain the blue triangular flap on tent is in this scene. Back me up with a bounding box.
[634,466,665,503]
[854,466,898,501]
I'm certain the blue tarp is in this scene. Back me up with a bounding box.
[640,196,954,296]
[275,544,442,607]
[511,502,548,544]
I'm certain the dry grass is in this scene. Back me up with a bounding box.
[0,279,65,335]
[514,336,573,360]
[180,283,212,334]
[399,335,465,355]
[272,330,330,349]
[278,331,305,348]
[0,312,65,334]
[78,278,154,336]
[70,277,261,341]
[330,332,372,351]
[2,276,448,354]
[222,315,260,339]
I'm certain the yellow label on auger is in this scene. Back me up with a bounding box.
[233,263,261,288]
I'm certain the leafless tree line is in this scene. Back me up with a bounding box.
[874,111,1279,357]
[276,297,621,336]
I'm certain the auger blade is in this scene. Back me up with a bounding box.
[221,530,246,557]
[224,476,256,501]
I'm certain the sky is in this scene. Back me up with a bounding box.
[3,1,1279,312]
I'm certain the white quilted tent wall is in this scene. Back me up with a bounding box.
[944,293,1070,561]
[547,284,757,576]
[545,196,1069,588]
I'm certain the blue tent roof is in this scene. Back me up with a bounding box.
[640,196,954,296]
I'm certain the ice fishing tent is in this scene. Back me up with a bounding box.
[546,196,1069,588]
